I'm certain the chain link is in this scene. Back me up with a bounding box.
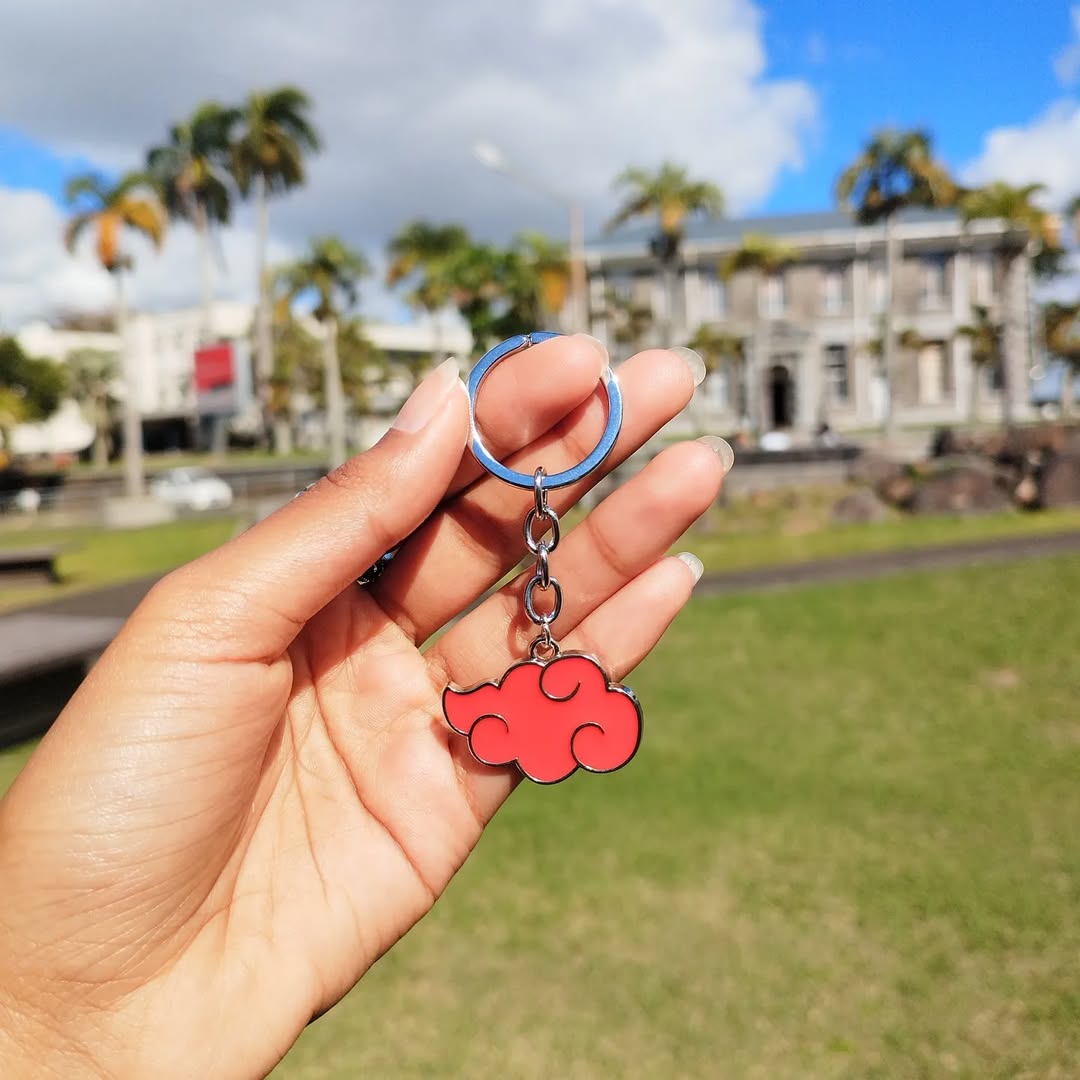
[524,467,563,658]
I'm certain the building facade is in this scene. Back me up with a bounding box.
[585,209,1037,435]
[12,304,470,457]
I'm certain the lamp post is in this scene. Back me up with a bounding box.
[472,141,588,334]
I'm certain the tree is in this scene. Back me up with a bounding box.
[386,222,470,362]
[719,233,799,432]
[512,231,571,329]
[686,322,745,416]
[955,305,1003,424]
[1043,301,1080,417]
[605,163,724,344]
[836,128,956,437]
[959,181,1064,426]
[66,347,119,468]
[231,86,321,449]
[601,288,654,361]
[64,171,166,497]
[147,102,239,343]
[0,337,66,458]
[274,236,370,469]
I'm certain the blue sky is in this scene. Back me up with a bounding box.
[761,0,1073,210]
[2,1,1072,214]
[3,0,1079,324]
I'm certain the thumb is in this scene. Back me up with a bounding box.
[154,358,469,658]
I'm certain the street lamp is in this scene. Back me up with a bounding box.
[471,140,588,334]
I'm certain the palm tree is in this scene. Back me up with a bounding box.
[959,181,1062,426]
[66,347,119,468]
[386,222,469,362]
[686,323,745,429]
[605,163,724,344]
[836,128,956,438]
[274,236,370,469]
[231,86,321,449]
[719,233,799,433]
[1043,302,1080,417]
[601,288,654,361]
[64,171,166,497]
[513,231,572,330]
[147,102,239,343]
[955,305,1003,425]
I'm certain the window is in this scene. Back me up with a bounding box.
[972,256,994,306]
[703,367,729,410]
[921,255,949,308]
[823,344,850,404]
[609,274,633,302]
[869,263,887,314]
[763,273,786,317]
[918,341,947,404]
[699,270,725,319]
[822,264,849,315]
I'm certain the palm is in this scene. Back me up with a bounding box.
[0,338,723,1078]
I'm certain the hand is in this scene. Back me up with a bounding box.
[0,336,728,1079]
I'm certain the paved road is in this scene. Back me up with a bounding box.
[4,527,1079,747]
[13,527,1080,620]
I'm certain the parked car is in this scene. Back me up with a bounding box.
[149,467,234,511]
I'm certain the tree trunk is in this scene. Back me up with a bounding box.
[116,270,144,498]
[253,173,277,450]
[881,213,899,439]
[969,361,980,426]
[323,316,347,470]
[661,259,679,345]
[1064,363,1077,417]
[196,202,214,346]
[92,393,109,469]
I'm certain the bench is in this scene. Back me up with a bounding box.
[0,612,124,745]
[0,546,63,585]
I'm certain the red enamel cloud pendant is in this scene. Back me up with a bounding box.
[443,652,643,785]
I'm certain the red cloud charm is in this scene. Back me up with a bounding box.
[443,653,643,784]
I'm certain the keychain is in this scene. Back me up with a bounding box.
[441,331,643,785]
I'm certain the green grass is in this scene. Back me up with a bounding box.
[685,493,1080,573]
[0,517,240,612]
[3,555,1078,1076]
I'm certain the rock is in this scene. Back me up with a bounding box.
[831,488,889,524]
[849,451,905,487]
[877,473,917,509]
[910,466,1011,515]
[1039,452,1080,508]
[930,426,974,459]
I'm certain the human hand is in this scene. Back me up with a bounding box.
[0,336,729,1078]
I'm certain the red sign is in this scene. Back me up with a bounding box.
[194,343,234,392]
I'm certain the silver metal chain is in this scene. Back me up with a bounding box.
[524,468,562,661]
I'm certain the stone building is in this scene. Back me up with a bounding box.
[585,208,1038,435]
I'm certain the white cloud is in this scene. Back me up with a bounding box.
[0,186,296,329]
[961,99,1080,210]
[1053,5,1080,86]
[0,0,818,327]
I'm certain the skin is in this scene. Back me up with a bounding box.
[0,336,726,1079]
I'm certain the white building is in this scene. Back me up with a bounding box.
[11,303,471,457]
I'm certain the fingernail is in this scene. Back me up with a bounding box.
[670,347,707,387]
[697,435,735,474]
[392,357,462,433]
[572,333,610,374]
[677,551,704,584]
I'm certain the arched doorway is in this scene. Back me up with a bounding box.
[767,364,795,428]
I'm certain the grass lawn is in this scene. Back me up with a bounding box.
[0,517,239,613]
[685,495,1080,573]
[2,554,1077,1075]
